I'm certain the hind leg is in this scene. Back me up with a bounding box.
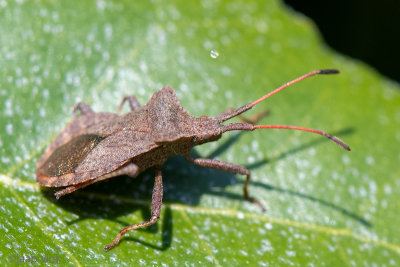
[72,102,94,117]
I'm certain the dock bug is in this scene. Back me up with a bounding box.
[36,69,350,250]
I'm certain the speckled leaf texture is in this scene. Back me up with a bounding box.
[1,0,399,266]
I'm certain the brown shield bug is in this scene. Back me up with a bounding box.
[36,69,350,251]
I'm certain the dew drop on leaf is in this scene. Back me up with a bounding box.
[210,50,219,59]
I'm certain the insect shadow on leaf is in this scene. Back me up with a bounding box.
[41,175,174,250]
[206,127,369,227]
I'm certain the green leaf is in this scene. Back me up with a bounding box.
[1,0,399,265]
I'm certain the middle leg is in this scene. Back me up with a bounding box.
[116,96,141,114]
[104,167,164,251]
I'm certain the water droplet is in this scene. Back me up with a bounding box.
[210,50,219,59]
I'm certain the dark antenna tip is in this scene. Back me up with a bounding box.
[325,133,351,151]
[318,69,340,75]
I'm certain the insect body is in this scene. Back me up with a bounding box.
[36,69,350,250]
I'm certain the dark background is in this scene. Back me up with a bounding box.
[284,0,400,82]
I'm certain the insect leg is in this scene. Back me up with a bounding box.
[238,109,269,124]
[104,167,163,251]
[218,108,268,124]
[185,155,265,211]
[72,102,94,117]
[116,96,141,114]
[54,163,139,199]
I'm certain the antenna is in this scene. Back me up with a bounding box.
[218,69,350,151]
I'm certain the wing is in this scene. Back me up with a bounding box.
[36,129,158,187]
[37,112,117,169]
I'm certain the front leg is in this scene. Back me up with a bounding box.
[238,109,269,124]
[218,107,268,124]
[104,167,163,251]
[185,155,265,211]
